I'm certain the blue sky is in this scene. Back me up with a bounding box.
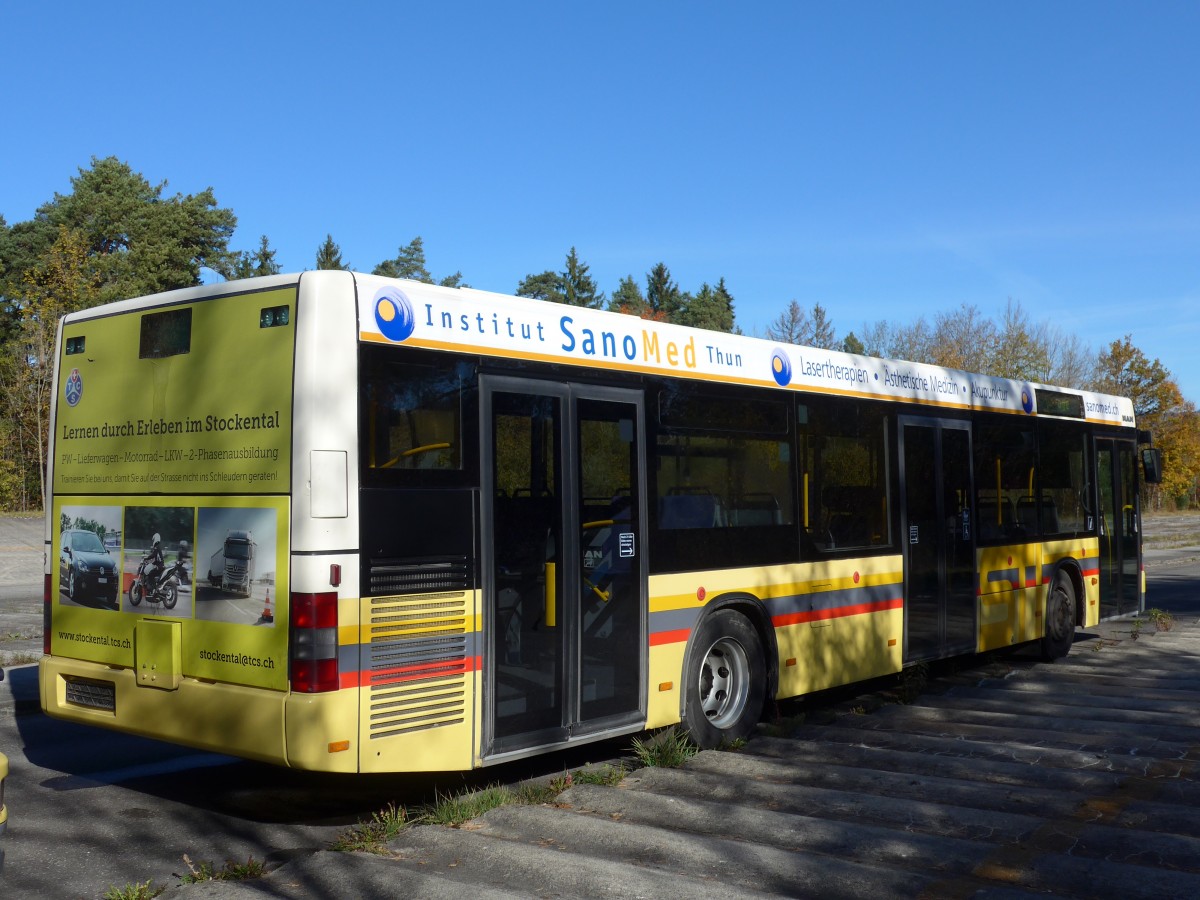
[4,2,1198,399]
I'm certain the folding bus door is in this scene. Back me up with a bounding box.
[481,376,647,758]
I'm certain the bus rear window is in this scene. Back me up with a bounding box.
[139,308,192,358]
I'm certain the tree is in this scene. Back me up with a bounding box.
[609,275,647,317]
[0,226,101,510]
[561,247,603,309]
[374,236,433,282]
[516,270,564,304]
[677,281,735,333]
[315,234,349,270]
[518,248,604,308]
[841,331,865,355]
[645,263,683,320]
[809,303,837,350]
[929,304,997,372]
[374,235,463,287]
[1093,335,1177,420]
[1094,335,1197,509]
[220,235,280,280]
[5,157,237,305]
[766,301,834,348]
[992,299,1052,381]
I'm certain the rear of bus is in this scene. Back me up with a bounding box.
[40,272,367,772]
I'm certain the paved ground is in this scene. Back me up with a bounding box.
[6,515,1200,897]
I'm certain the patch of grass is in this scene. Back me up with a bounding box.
[631,727,699,768]
[332,802,409,853]
[103,881,164,900]
[421,784,514,827]
[0,650,41,666]
[573,763,628,785]
[180,854,265,883]
[1147,608,1175,632]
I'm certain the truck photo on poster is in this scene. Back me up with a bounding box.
[196,506,278,626]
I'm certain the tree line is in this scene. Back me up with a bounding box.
[1,157,1196,511]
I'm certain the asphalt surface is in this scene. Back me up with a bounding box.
[5,516,1200,897]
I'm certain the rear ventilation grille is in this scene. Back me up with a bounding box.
[367,590,472,739]
[368,555,470,595]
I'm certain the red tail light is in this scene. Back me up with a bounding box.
[44,574,53,655]
[290,591,339,692]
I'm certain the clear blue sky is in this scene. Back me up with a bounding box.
[5,2,1198,399]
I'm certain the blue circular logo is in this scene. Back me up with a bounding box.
[770,349,792,386]
[1021,384,1034,414]
[65,368,83,407]
[374,287,416,342]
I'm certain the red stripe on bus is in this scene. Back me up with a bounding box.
[771,597,903,628]
[649,628,692,646]
[338,655,482,690]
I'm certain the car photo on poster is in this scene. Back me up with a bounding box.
[58,505,123,610]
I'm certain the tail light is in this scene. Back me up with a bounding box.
[290,591,339,692]
[44,574,53,655]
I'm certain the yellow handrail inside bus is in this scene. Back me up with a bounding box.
[803,472,809,529]
[379,442,452,469]
[995,458,1002,524]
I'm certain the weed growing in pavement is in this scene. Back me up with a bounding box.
[1130,618,1143,640]
[103,881,164,900]
[1147,608,1175,632]
[0,650,40,665]
[179,853,265,883]
[631,727,699,768]
[573,763,629,784]
[422,784,514,827]
[331,802,409,853]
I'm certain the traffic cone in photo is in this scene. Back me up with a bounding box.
[261,588,273,622]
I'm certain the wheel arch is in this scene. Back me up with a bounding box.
[1048,557,1085,626]
[679,591,778,720]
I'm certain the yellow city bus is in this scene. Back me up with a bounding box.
[40,271,1161,772]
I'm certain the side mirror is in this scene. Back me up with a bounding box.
[1142,447,1164,484]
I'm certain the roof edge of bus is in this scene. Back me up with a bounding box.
[62,273,305,323]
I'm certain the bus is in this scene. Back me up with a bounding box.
[40,271,1162,772]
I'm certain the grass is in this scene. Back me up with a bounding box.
[330,802,409,853]
[631,727,699,768]
[103,882,163,900]
[179,854,266,883]
[333,762,633,853]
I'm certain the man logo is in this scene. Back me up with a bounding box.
[374,287,416,342]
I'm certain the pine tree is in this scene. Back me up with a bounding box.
[645,263,682,320]
[374,236,434,282]
[608,275,646,316]
[315,234,348,270]
[561,247,603,308]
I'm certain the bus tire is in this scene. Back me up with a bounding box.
[682,610,766,748]
[1041,570,1076,661]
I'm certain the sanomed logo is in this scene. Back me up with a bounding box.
[374,287,416,342]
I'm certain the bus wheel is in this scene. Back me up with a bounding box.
[1041,571,1076,661]
[683,610,766,748]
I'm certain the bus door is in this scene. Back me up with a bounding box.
[481,377,646,757]
[900,418,975,662]
[1096,437,1141,618]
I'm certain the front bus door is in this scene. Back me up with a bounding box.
[482,377,646,757]
[1096,437,1142,618]
[901,418,976,662]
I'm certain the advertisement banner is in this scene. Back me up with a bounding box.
[53,287,295,495]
